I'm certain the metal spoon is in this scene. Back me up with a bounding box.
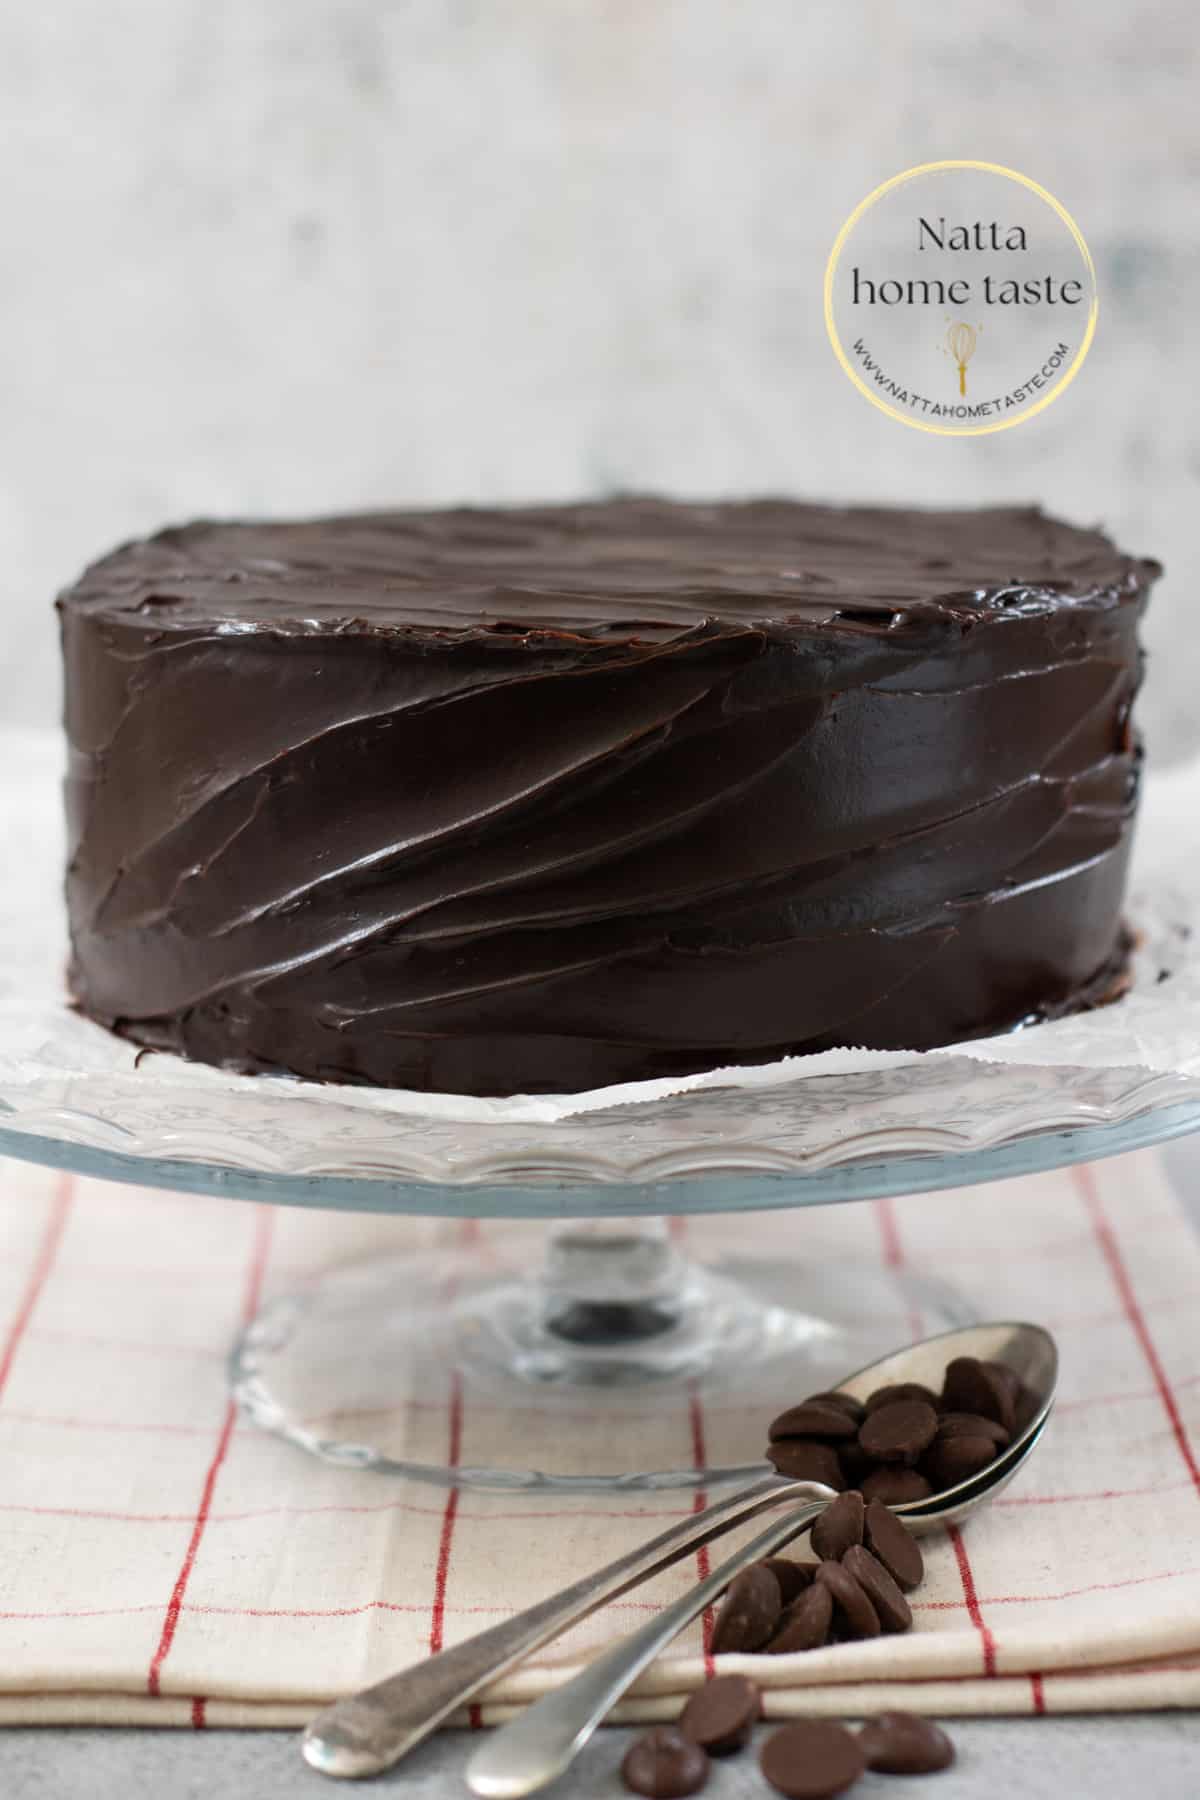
[304,1321,1055,1782]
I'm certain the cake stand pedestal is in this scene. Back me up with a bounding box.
[4,1092,1199,1492]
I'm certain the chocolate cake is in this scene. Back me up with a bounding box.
[58,499,1158,1096]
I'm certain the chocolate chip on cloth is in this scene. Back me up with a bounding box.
[941,1356,1017,1432]
[766,1581,834,1654]
[858,1399,939,1466]
[766,1440,845,1490]
[760,1721,865,1799]
[816,1559,881,1640]
[841,1544,913,1633]
[859,1467,931,1504]
[858,1710,956,1774]
[678,1674,760,1755]
[863,1497,924,1592]
[621,1726,710,1797]
[810,1490,865,1562]
[767,1402,860,1443]
[762,1557,819,1605]
[710,1565,782,1654]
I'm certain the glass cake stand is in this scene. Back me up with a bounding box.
[4,1061,1200,1492]
[6,731,1200,1487]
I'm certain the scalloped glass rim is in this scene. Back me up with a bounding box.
[3,1077,1200,1216]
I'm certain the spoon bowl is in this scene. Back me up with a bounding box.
[834,1318,1057,1533]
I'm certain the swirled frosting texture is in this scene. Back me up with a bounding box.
[59,499,1157,1095]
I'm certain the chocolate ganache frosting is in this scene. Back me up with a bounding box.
[59,498,1158,1096]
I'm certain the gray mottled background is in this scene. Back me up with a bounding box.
[0,0,1196,755]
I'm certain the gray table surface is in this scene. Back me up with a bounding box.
[3,1136,1199,1797]
[0,1714,1197,1800]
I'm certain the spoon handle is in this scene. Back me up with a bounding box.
[302,1473,815,1778]
[466,1499,828,1799]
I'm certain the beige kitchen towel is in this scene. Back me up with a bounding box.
[1,1145,1199,1726]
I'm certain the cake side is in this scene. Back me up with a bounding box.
[58,499,1156,1096]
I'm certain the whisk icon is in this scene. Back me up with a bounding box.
[946,321,977,396]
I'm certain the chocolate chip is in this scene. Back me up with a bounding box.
[766,1581,833,1653]
[1012,1381,1042,1433]
[936,1410,1011,1446]
[863,1498,924,1592]
[621,1726,710,1797]
[761,1558,818,1605]
[760,1721,865,1799]
[815,1559,880,1640]
[923,1433,998,1489]
[841,1544,913,1633]
[859,1467,931,1505]
[941,1356,1016,1432]
[865,1381,940,1414]
[766,1440,845,1489]
[678,1674,760,1755]
[985,1358,1022,1405]
[837,1440,873,1486]
[858,1399,939,1465]
[804,1391,866,1425]
[985,1360,1033,1433]
[858,1710,955,1774]
[710,1565,782,1654]
[767,1402,860,1443]
[810,1490,865,1562]
[1014,1389,1043,1432]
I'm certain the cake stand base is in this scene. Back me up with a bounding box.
[230,1219,973,1490]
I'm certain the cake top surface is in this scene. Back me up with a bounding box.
[59,497,1158,641]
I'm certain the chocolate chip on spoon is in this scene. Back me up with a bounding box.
[678,1674,760,1755]
[766,1440,845,1489]
[858,1710,955,1774]
[804,1391,866,1425]
[815,1559,880,1640]
[1013,1388,1042,1434]
[863,1497,924,1592]
[923,1432,999,1489]
[766,1582,833,1654]
[858,1399,939,1465]
[621,1726,710,1797]
[985,1357,1022,1407]
[810,1490,865,1562]
[941,1356,1016,1432]
[841,1544,913,1633]
[710,1565,781,1654]
[859,1467,931,1504]
[936,1410,1011,1446]
[837,1440,873,1486]
[767,1402,860,1442]
[865,1381,940,1414]
[760,1721,865,1799]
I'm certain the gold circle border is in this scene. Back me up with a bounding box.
[823,159,1098,437]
